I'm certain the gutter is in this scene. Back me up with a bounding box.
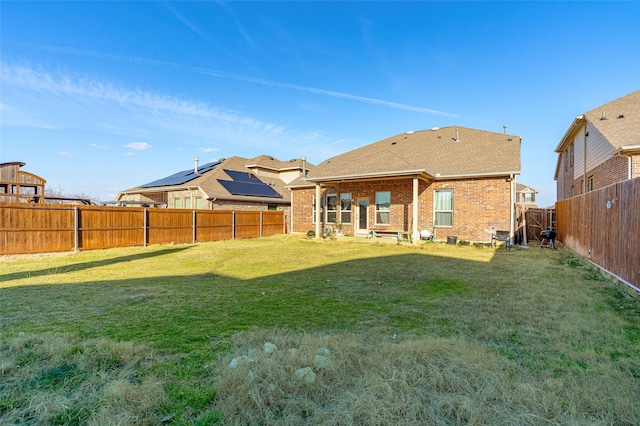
[306,169,520,184]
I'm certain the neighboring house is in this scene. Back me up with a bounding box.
[516,183,538,208]
[288,126,521,243]
[0,162,46,203]
[116,155,311,219]
[555,89,640,201]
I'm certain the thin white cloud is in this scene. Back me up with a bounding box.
[90,143,107,150]
[199,147,219,153]
[125,142,151,151]
[17,45,459,117]
[57,150,72,157]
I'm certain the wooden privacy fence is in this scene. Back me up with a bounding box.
[556,177,640,289]
[0,203,286,255]
[516,207,556,244]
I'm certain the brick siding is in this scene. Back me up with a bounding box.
[292,176,511,242]
[570,155,629,195]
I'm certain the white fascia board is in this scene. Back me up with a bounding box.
[554,115,586,153]
[306,169,434,183]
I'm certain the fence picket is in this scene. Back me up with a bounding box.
[0,203,284,255]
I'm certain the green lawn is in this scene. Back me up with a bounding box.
[1,235,639,424]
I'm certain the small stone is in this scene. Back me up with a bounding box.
[293,367,316,383]
[315,347,330,356]
[229,355,253,368]
[287,348,299,357]
[314,355,331,369]
[264,342,277,355]
[18,332,25,337]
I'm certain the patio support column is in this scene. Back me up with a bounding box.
[412,177,419,244]
[315,183,321,239]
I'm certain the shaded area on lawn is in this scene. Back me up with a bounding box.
[2,238,640,424]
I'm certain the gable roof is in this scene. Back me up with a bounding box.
[516,183,538,193]
[118,156,292,203]
[555,89,640,153]
[304,126,520,184]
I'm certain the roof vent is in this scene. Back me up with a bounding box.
[600,112,607,120]
[431,127,440,131]
[617,114,625,119]
[391,141,397,145]
[452,128,460,142]
[406,130,414,135]
[194,157,200,175]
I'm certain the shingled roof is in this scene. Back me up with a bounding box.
[118,156,290,203]
[555,89,640,153]
[304,126,521,183]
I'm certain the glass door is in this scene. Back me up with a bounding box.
[355,198,369,235]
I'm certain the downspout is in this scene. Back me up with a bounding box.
[583,125,588,193]
[315,184,321,239]
[510,174,515,246]
[412,177,419,244]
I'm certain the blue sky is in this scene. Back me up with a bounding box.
[1,1,639,206]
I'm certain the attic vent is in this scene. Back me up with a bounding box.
[391,141,397,145]
[600,112,607,120]
[617,114,625,119]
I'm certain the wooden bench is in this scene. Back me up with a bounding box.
[370,229,404,242]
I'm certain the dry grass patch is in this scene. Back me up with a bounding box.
[213,328,640,425]
[0,333,167,425]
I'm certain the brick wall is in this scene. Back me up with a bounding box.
[571,155,629,194]
[632,155,640,179]
[292,176,512,242]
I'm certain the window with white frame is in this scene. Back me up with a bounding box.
[194,197,203,209]
[326,194,337,223]
[524,192,534,203]
[340,193,352,224]
[375,191,390,225]
[173,198,181,209]
[434,190,453,227]
[184,197,191,209]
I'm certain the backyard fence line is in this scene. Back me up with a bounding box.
[556,177,640,290]
[0,203,286,255]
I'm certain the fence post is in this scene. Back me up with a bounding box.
[193,210,197,244]
[143,208,148,247]
[232,211,235,239]
[74,206,79,251]
[260,211,263,238]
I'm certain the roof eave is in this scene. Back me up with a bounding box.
[555,115,587,153]
[613,145,640,156]
[307,169,435,183]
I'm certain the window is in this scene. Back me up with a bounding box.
[173,198,181,209]
[326,194,337,223]
[524,192,534,203]
[340,193,352,224]
[375,192,390,225]
[434,190,453,227]
[184,197,192,209]
[268,204,277,211]
[569,143,574,167]
[588,176,594,191]
[194,197,203,209]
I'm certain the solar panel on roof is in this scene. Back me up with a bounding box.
[140,161,220,188]
[224,169,259,183]
[218,179,282,198]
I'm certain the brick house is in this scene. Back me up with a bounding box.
[116,155,311,225]
[288,126,521,243]
[516,183,538,209]
[554,89,640,201]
